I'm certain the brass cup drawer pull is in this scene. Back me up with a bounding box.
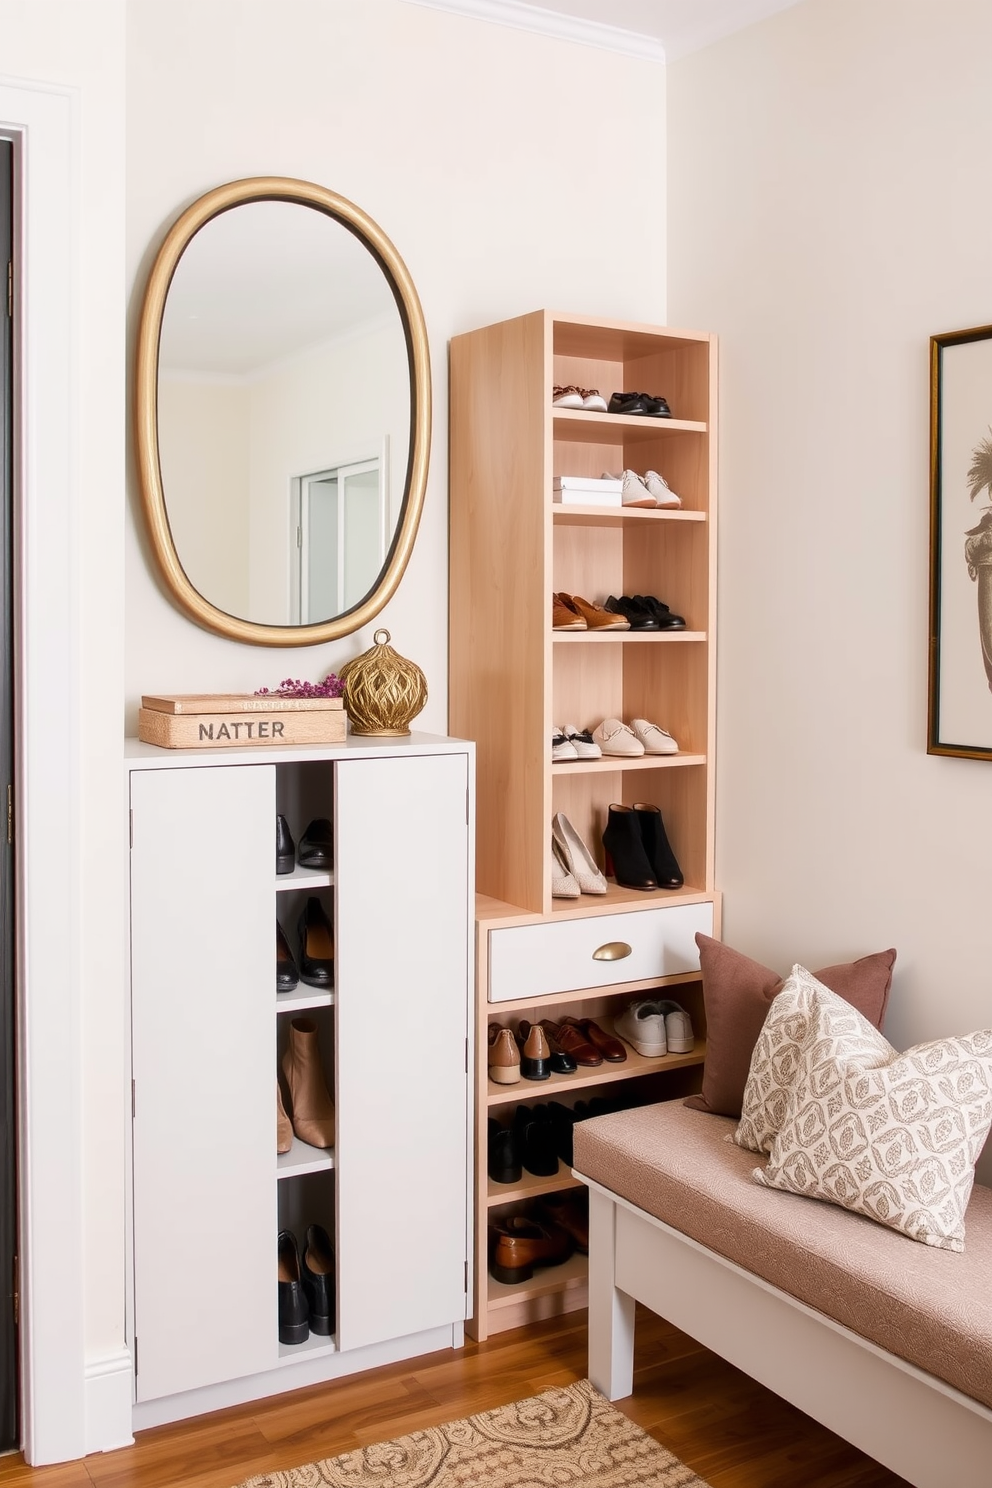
[592,941,633,962]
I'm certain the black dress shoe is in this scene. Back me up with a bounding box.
[540,1023,578,1075]
[605,595,660,630]
[488,1117,522,1184]
[546,1101,579,1164]
[632,802,684,890]
[632,594,687,629]
[602,804,658,892]
[278,1230,309,1345]
[277,921,299,992]
[643,394,672,417]
[607,391,651,415]
[276,815,295,875]
[512,1104,559,1177]
[301,1223,336,1335]
[298,818,334,870]
[297,897,334,987]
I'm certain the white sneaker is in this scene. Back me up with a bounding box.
[552,385,584,409]
[643,470,681,508]
[592,718,644,756]
[614,999,668,1057]
[551,727,578,762]
[620,469,655,508]
[550,840,580,898]
[563,723,602,759]
[654,1000,695,1053]
[630,718,679,755]
[552,812,607,895]
[581,389,608,412]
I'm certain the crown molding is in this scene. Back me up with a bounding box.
[402,0,666,62]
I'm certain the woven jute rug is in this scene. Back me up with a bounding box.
[235,1378,709,1487]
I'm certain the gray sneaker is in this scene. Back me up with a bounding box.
[653,1000,695,1054]
[614,999,668,1058]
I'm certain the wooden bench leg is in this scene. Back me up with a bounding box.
[587,1185,635,1400]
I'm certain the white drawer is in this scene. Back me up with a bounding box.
[487,901,713,1003]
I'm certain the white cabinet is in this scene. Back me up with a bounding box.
[127,735,473,1421]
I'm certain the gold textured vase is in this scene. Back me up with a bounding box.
[340,629,428,736]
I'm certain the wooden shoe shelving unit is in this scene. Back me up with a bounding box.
[449,310,721,1339]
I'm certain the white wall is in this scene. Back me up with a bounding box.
[667,0,992,1153]
[124,0,667,726]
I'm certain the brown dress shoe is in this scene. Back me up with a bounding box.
[563,594,629,631]
[515,1021,551,1080]
[542,1018,602,1067]
[489,1215,573,1284]
[488,1023,521,1085]
[552,594,586,631]
[538,1191,589,1254]
[564,1016,627,1063]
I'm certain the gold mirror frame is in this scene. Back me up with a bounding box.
[135,177,431,646]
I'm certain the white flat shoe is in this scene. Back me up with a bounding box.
[563,723,602,759]
[643,470,681,508]
[550,840,580,898]
[552,812,607,895]
[592,718,645,757]
[551,727,578,762]
[630,718,678,755]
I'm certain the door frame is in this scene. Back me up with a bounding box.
[0,81,88,1463]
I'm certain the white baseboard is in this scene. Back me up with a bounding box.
[132,1323,462,1432]
[84,1349,134,1454]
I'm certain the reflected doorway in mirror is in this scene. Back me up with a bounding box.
[291,447,389,625]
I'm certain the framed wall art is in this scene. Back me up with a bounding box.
[929,322,992,758]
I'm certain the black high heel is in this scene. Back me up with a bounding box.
[632,802,683,890]
[602,804,658,891]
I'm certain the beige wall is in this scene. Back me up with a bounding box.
[124,0,667,725]
[667,0,992,1174]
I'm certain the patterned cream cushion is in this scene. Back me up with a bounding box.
[754,985,992,1251]
[735,965,887,1154]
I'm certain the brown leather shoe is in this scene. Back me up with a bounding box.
[538,1191,589,1254]
[515,1021,550,1081]
[563,594,629,631]
[488,1023,521,1085]
[489,1215,573,1284]
[564,1016,627,1063]
[542,1018,602,1067]
[552,593,586,631]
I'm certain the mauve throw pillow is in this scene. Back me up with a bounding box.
[685,934,896,1119]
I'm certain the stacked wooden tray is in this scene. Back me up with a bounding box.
[138,693,346,749]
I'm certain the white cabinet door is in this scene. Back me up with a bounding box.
[130,765,276,1401]
[335,753,470,1351]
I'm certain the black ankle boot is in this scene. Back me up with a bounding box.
[602,804,658,891]
[632,802,683,890]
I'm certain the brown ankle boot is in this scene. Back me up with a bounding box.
[276,1080,293,1154]
[282,1018,335,1149]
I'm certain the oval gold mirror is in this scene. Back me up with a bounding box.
[135,177,430,646]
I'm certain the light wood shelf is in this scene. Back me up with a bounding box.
[486,1163,583,1208]
[487,1251,588,1311]
[551,754,705,776]
[551,630,706,644]
[486,1038,707,1106]
[450,309,718,1342]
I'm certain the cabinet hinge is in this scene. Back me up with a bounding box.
[6,784,11,845]
[11,1254,18,1327]
[131,1079,136,1119]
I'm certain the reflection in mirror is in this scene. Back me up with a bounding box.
[157,200,410,627]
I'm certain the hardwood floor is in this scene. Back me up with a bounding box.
[0,1308,908,1488]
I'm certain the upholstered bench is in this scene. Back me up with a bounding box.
[574,1098,992,1488]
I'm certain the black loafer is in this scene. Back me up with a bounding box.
[488,1118,522,1184]
[301,1223,336,1336]
[607,391,650,415]
[277,921,299,992]
[633,594,687,629]
[276,815,295,875]
[278,1230,309,1345]
[605,595,659,630]
[643,394,672,417]
[298,818,333,870]
[298,896,334,987]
